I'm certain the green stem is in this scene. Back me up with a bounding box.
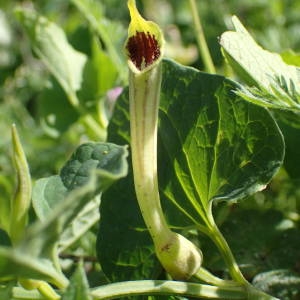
[205,208,247,285]
[188,0,216,74]
[37,282,60,300]
[90,280,246,299]
[17,280,60,300]
[202,209,280,299]
[195,267,242,287]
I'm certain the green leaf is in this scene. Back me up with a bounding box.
[0,282,13,300]
[0,229,11,247]
[159,59,284,213]
[281,50,300,67]
[15,7,87,106]
[278,121,300,178]
[220,16,300,111]
[79,39,119,103]
[28,142,128,242]
[37,80,79,137]
[252,270,300,300]
[60,142,128,192]
[32,175,100,252]
[6,142,128,287]
[58,196,100,252]
[97,173,162,282]
[10,124,32,243]
[32,175,68,221]
[98,59,284,281]
[0,246,67,288]
[71,0,126,82]
[61,262,91,300]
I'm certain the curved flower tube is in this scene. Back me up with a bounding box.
[125,0,202,280]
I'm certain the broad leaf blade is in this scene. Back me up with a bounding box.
[160,59,284,207]
[32,175,100,252]
[98,59,284,282]
[98,173,161,282]
[27,142,128,245]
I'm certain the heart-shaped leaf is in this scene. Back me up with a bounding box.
[98,59,284,281]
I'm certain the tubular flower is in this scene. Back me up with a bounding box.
[125,0,203,280]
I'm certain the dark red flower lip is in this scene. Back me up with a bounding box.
[126,31,161,71]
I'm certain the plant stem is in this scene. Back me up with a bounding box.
[195,267,242,287]
[13,284,60,300]
[188,0,216,74]
[90,280,246,299]
[205,209,247,285]
[37,282,60,300]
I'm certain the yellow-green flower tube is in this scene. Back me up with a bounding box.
[125,0,202,280]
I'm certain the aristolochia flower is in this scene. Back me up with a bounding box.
[125,0,164,73]
[125,0,202,280]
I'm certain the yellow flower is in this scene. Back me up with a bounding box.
[125,0,164,72]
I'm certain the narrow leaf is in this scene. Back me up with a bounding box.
[0,247,68,288]
[61,262,91,300]
[10,124,32,243]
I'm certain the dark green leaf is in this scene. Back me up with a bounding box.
[71,0,126,81]
[61,262,91,300]
[278,121,300,178]
[98,59,284,281]
[37,80,79,137]
[60,142,128,192]
[159,59,284,210]
[79,40,119,104]
[0,229,11,247]
[0,282,13,300]
[97,172,162,282]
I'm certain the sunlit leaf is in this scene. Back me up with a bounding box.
[220,16,300,112]
[98,59,284,281]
